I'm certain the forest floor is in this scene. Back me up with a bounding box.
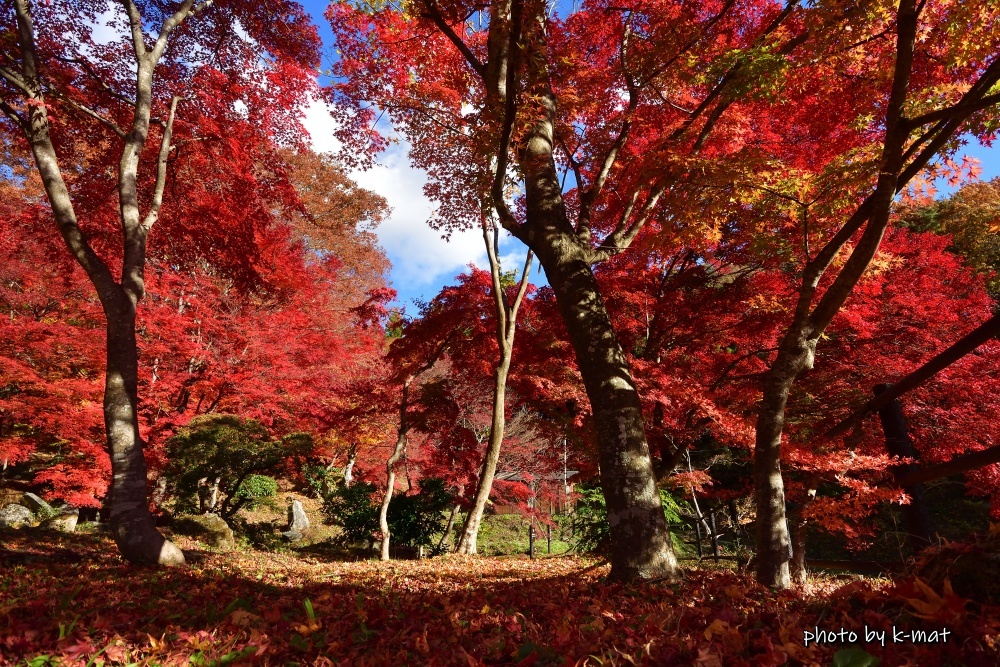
[1,527,998,666]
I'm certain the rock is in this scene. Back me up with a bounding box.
[287,500,310,533]
[281,529,304,543]
[41,508,79,533]
[173,513,235,550]
[0,504,33,528]
[20,492,53,515]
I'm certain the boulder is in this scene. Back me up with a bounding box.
[41,508,79,533]
[20,492,53,515]
[0,504,33,528]
[173,513,235,550]
[281,529,304,543]
[287,500,310,533]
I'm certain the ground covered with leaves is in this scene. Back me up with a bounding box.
[1,529,998,666]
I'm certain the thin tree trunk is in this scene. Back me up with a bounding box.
[790,506,808,586]
[379,429,407,561]
[438,502,461,553]
[456,238,532,555]
[343,444,358,488]
[379,339,451,561]
[455,357,512,554]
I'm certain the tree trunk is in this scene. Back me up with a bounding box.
[379,430,407,561]
[533,224,677,581]
[790,506,808,586]
[456,354,513,554]
[438,502,461,553]
[104,299,185,565]
[875,384,934,547]
[343,445,358,488]
[753,337,813,590]
[456,227,532,554]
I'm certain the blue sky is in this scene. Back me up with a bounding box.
[297,1,999,313]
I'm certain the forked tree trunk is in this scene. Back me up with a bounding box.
[7,0,199,566]
[456,235,532,555]
[379,429,407,561]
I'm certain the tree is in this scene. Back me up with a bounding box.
[1,0,320,563]
[749,0,1000,588]
[898,177,1000,297]
[328,0,1000,586]
[162,414,313,520]
[455,229,533,555]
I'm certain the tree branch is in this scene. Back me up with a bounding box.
[421,1,486,78]
[142,95,183,230]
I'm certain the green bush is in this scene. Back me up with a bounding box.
[571,483,686,555]
[163,415,312,519]
[233,474,278,509]
[323,481,381,548]
[322,478,454,553]
[386,478,453,551]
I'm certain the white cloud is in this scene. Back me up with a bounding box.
[90,1,126,46]
[301,96,531,304]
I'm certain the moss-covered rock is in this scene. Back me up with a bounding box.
[173,513,235,550]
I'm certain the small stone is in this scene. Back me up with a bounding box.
[287,500,310,533]
[282,529,304,542]
[0,504,33,528]
[41,508,79,533]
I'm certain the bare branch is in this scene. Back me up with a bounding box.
[489,0,525,239]
[0,64,32,95]
[577,14,638,240]
[142,95,182,230]
[422,1,486,78]
[120,0,149,61]
[591,181,665,262]
[46,87,127,138]
[506,247,534,342]
[905,91,1000,129]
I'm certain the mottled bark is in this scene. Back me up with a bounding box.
[532,220,677,580]
[7,0,191,566]
[498,17,676,581]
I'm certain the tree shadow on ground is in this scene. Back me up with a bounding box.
[1,527,998,667]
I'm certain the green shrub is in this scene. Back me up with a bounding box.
[322,478,454,553]
[323,481,381,548]
[163,415,312,519]
[233,474,278,509]
[571,483,686,555]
